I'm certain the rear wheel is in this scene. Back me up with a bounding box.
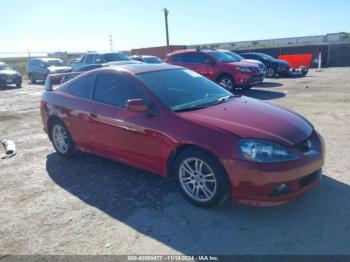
[49,120,76,157]
[174,148,230,208]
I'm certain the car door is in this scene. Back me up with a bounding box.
[88,71,162,173]
[38,60,48,80]
[190,52,216,81]
[63,73,97,151]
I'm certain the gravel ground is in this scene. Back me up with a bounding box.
[0,68,350,255]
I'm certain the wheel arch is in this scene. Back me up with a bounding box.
[47,116,65,141]
[166,143,225,177]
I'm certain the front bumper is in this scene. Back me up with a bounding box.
[222,131,325,207]
[235,73,264,86]
[0,75,22,85]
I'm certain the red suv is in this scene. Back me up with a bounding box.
[165,49,264,91]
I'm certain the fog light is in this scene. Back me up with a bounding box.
[277,183,288,192]
[269,182,291,197]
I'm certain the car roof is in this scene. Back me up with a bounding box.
[132,55,158,58]
[241,52,263,56]
[103,63,181,74]
[87,52,125,55]
[169,49,225,55]
[31,58,63,62]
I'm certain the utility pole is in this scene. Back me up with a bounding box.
[163,8,169,46]
[109,35,113,52]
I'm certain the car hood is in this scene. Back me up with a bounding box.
[48,66,71,72]
[225,61,260,70]
[272,59,289,66]
[178,96,313,146]
[242,59,264,66]
[0,69,20,75]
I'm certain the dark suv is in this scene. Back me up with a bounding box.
[0,62,22,88]
[27,58,71,83]
[165,49,263,91]
[71,52,130,71]
[239,52,290,78]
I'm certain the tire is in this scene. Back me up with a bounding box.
[217,75,235,92]
[29,74,36,84]
[174,148,230,208]
[16,82,22,88]
[266,67,276,78]
[49,120,76,157]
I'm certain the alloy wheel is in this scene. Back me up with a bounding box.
[52,125,69,154]
[179,157,217,202]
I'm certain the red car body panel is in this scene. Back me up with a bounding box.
[41,64,324,207]
[164,49,264,86]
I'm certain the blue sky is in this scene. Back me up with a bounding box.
[0,0,349,53]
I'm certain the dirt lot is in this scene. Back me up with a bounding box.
[1,68,350,255]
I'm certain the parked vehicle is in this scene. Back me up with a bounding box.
[165,49,264,91]
[41,64,324,208]
[67,58,79,66]
[131,55,163,64]
[27,58,71,83]
[0,62,22,88]
[71,52,130,71]
[239,52,290,77]
[61,60,142,84]
[223,50,266,75]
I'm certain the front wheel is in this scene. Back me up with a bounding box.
[266,67,276,78]
[16,82,22,88]
[174,148,230,208]
[29,74,36,84]
[218,75,235,92]
[49,120,76,157]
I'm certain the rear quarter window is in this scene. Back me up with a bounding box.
[67,73,96,99]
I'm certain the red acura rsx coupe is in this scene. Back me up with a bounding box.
[41,64,325,208]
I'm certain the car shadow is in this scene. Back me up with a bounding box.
[0,85,22,91]
[254,82,283,88]
[46,152,350,254]
[242,89,286,100]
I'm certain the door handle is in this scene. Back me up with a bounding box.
[90,112,98,118]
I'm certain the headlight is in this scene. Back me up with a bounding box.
[238,139,298,163]
[237,66,251,73]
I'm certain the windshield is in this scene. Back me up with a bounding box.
[45,60,65,67]
[143,57,162,64]
[103,53,130,62]
[0,64,10,70]
[258,53,275,61]
[137,69,233,112]
[208,51,241,63]
[224,51,243,61]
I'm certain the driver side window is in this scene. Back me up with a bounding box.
[93,72,146,107]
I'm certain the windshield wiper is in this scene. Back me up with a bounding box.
[173,95,236,112]
[173,105,211,112]
[211,95,236,105]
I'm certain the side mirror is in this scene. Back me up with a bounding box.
[126,99,149,113]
